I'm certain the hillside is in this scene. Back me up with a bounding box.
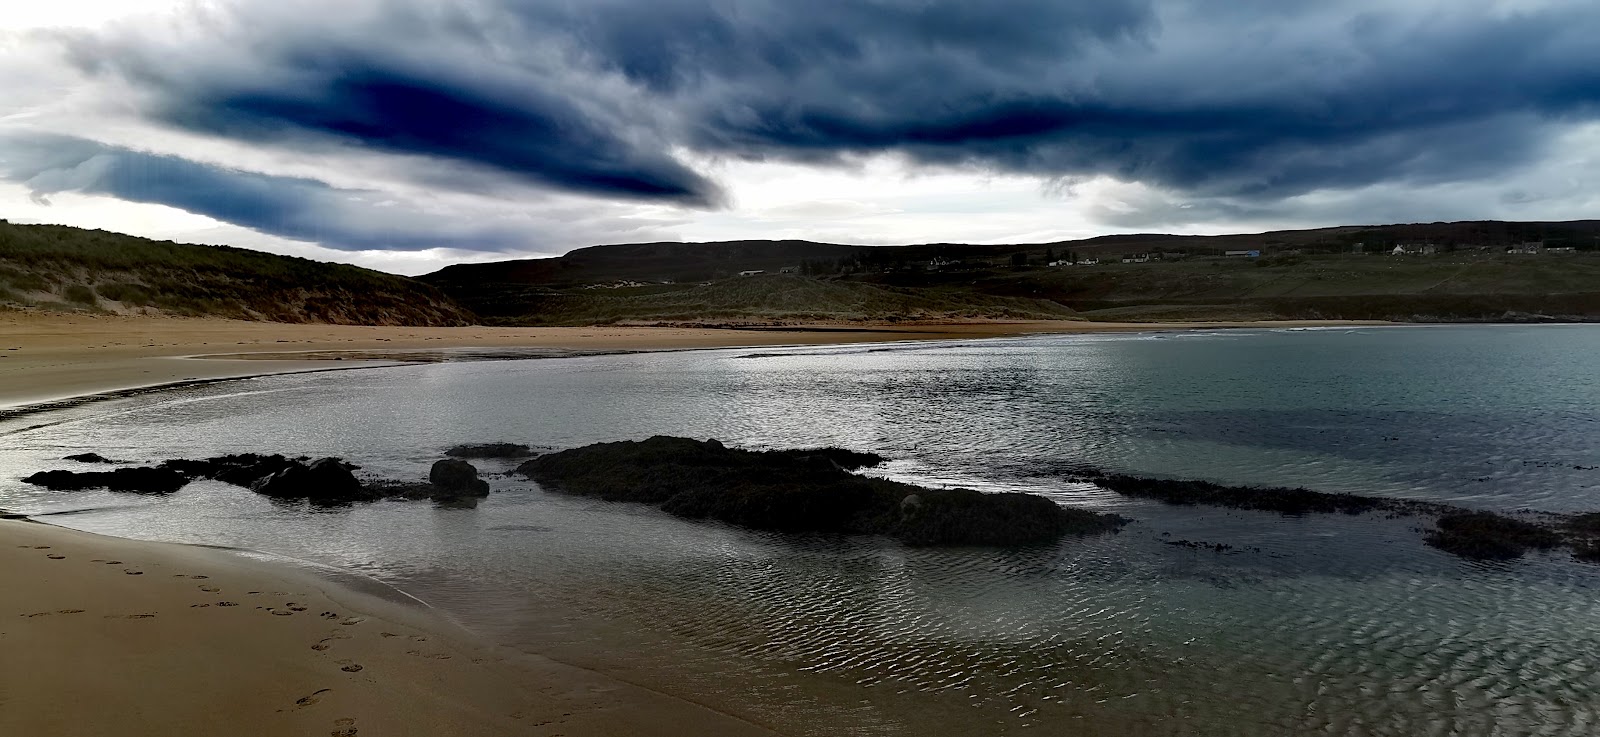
[423,220,1600,325]
[0,222,474,326]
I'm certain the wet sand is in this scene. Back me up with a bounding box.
[0,312,1381,411]
[0,519,776,737]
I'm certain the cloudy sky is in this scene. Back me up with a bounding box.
[2,0,1598,275]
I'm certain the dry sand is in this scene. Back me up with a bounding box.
[0,310,1381,735]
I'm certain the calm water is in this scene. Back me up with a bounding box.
[4,325,1600,735]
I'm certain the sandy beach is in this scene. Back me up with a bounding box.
[0,519,777,737]
[0,311,1382,735]
[0,312,1379,411]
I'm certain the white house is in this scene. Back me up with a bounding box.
[739,270,765,277]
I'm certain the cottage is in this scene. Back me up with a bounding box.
[739,270,765,277]
[1224,250,1260,258]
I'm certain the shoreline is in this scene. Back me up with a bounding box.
[0,311,1383,735]
[0,517,779,736]
[0,311,1386,416]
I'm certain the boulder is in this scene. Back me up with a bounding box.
[429,459,490,497]
[250,458,369,504]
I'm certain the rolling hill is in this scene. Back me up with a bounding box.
[0,221,473,326]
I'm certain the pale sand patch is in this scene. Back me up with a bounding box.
[0,519,776,737]
[0,312,1384,411]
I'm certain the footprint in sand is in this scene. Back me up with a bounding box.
[57,609,85,614]
[217,601,238,607]
[190,604,212,608]
[270,609,293,616]
[173,574,210,580]
[106,614,156,619]
[406,650,451,660]
[22,612,52,618]
[31,545,50,549]
[104,560,123,565]
[287,603,308,612]
[47,554,65,560]
[320,611,340,620]
[339,617,365,626]
[337,659,364,673]
[199,585,220,592]
[294,688,332,708]
[124,569,144,575]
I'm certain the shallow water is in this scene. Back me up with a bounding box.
[4,325,1600,735]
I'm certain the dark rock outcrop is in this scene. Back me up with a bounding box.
[518,436,1121,546]
[429,460,490,497]
[161,454,301,488]
[445,443,537,459]
[1425,513,1563,560]
[250,458,370,504]
[22,467,188,494]
[64,453,119,464]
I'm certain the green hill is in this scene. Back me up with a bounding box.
[0,221,474,326]
[424,220,1600,325]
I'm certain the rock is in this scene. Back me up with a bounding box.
[64,453,118,464]
[429,459,490,497]
[444,443,536,459]
[250,458,369,504]
[23,467,188,494]
[520,436,1122,546]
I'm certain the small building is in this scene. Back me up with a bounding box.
[1508,241,1546,255]
[926,257,956,272]
[1077,259,1099,266]
[1549,246,1576,254]
[778,266,798,274]
[739,270,765,277]
[1224,250,1260,258]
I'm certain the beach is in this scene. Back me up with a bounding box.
[0,311,1384,736]
[0,312,1378,410]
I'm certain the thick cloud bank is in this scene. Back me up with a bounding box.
[4,0,1599,252]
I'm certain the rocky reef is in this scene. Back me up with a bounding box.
[444,443,538,459]
[518,436,1121,546]
[1067,466,1598,562]
[23,453,493,506]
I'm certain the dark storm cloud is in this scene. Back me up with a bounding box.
[49,0,1600,223]
[0,134,532,251]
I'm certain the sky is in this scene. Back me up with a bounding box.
[2,0,1598,275]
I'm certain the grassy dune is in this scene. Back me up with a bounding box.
[0,222,473,326]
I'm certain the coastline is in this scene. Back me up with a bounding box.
[0,311,1385,413]
[0,310,1385,735]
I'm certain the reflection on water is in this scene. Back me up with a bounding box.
[4,325,1600,735]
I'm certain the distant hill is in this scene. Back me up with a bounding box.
[423,220,1600,325]
[0,221,474,326]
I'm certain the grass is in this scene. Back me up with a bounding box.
[452,274,1081,325]
[0,221,474,325]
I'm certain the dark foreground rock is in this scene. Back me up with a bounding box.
[251,458,372,504]
[518,436,1121,546]
[430,460,490,497]
[445,443,537,459]
[22,467,188,494]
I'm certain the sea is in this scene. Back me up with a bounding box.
[3,324,1599,736]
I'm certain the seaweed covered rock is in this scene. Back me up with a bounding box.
[445,443,537,459]
[22,467,188,494]
[160,453,303,488]
[250,458,370,504]
[1425,512,1562,560]
[429,459,490,497]
[518,436,1120,546]
[1073,470,1384,516]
